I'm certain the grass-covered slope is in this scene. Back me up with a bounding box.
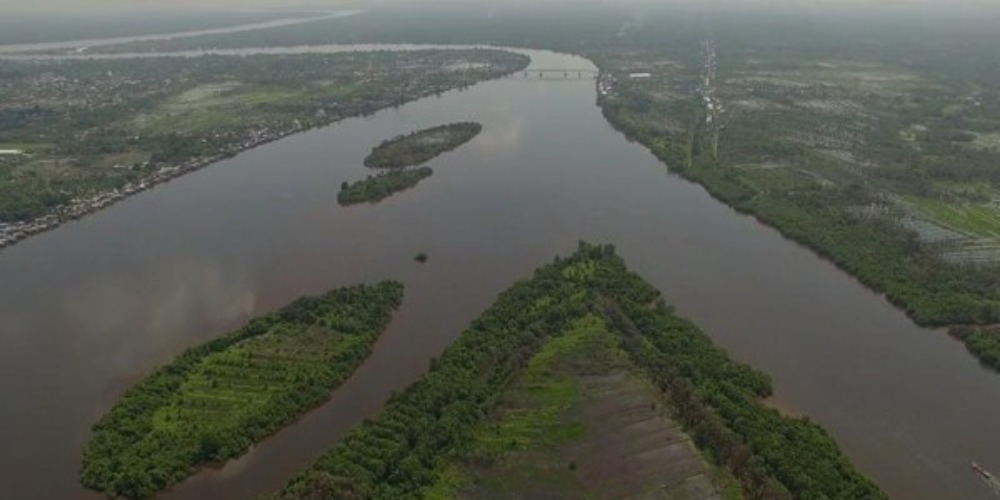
[424,315,729,500]
[337,167,433,206]
[80,281,404,499]
[363,122,482,169]
[272,243,883,500]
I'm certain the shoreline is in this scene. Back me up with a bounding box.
[0,59,527,253]
[0,122,304,251]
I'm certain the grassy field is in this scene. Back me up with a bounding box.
[905,196,1000,239]
[148,325,373,435]
[134,83,360,134]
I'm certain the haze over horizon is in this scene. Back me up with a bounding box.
[4,0,1000,14]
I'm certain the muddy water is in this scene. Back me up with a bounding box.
[0,48,998,499]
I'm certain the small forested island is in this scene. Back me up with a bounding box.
[337,167,433,206]
[80,281,404,499]
[275,243,883,500]
[363,122,483,169]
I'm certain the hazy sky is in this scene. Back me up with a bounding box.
[3,0,998,14]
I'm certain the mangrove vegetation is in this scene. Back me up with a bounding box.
[79,281,404,499]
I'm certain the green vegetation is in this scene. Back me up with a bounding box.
[601,41,1000,346]
[337,167,433,206]
[425,315,729,499]
[951,326,1000,371]
[80,281,404,499]
[0,50,527,226]
[596,262,884,500]
[603,95,1000,326]
[154,3,1000,371]
[583,12,1000,365]
[273,243,881,500]
[364,122,482,169]
[905,196,1000,239]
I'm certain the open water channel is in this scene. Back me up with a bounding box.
[0,46,998,499]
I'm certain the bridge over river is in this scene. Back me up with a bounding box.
[503,68,599,80]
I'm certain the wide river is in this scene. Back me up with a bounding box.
[1,47,998,500]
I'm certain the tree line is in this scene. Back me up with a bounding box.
[272,243,883,499]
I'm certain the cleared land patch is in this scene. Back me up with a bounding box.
[428,316,725,500]
[905,196,1000,239]
[972,132,1000,151]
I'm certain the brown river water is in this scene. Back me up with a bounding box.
[0,48,998,499]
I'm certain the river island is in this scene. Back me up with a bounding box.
[275,244,883,500]
[364,122,483,169]
[0,52,524,252]
[338,166,434,206]
[79,281,404,498]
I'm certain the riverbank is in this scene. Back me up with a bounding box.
[1,40,996,500]
[276,244,883,499]
[1,125,301,249]
[595,70,1000,372]
[0,51,527,253]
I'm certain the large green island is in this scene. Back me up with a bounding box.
[364,122,483,169]
[80,281,404,499]
[274,244,883,500]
